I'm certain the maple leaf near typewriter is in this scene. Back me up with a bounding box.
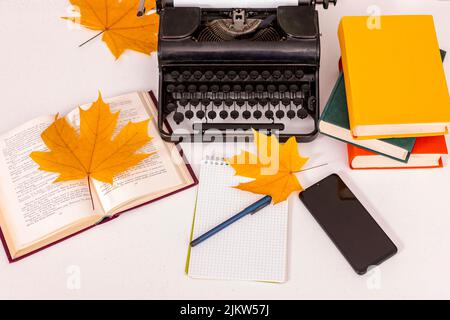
[30,93,154,207]
[63,0,159,59]
[227,131,309,204]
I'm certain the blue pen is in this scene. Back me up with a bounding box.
[190,195,272,247]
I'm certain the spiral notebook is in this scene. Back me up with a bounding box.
[186,157,289,283]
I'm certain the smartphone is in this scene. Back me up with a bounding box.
[299,174,397,275]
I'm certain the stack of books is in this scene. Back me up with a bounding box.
[320,15,450,169]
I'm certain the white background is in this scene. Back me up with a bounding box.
[0,0,449,299]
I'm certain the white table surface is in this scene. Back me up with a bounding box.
[0,0,449,300]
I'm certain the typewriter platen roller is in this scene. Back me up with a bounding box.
[155,0,336,142]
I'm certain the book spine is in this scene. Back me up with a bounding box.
[346,144,356,169]
[338,19,358,136]
[319,74,341,123]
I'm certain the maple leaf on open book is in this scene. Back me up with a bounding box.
[30,93,154,206]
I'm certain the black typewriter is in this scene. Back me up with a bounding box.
[151,0,336,142]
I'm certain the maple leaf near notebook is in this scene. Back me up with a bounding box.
[348,136,448,170]
[227,131,309,204]
[338,15,450,139]
[63,0,159,59]
[0,91,197,261]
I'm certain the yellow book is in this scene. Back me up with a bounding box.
[338,15,450,140]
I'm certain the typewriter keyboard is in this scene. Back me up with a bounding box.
[159,66,318,142]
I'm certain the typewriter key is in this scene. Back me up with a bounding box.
[293,97,303,106]
[239,71,248,80]
[179,98,189,107]
[297,108,308,119]
[287,110,296,119]
[166,84,176,93]
[253,110,262,119]
[174,112,184,124]
[166,103,177,112]
[270,98,279,106]
[170,71,180,79]
[289,84,299,93]
[193,71,202,80]
[256,85,264,93]
[250,70,259,80]
[185,110,194,119]
[182,71,191,80]
[295,70,304,79]
[273,70,282,79]
[227,71,237,80]
[259,98,268,107]
[176,84,185,93]
[282,98,291,106]
[190,98,200,106]
[284,70,293,79]
[211,85,220,93]
[208,110,217,120]
[224,98,233,107]
[244,85,253,93]
[233,84,242,93]
[236,98,245,107]
[222,85,231,93]
[188,84,197,93]
[205,71,214,80]
[276,110,285,119]
[201,98,211,106]
[248,99,258,107]
[199,85,208,93]
[216,71,225,80]
[261,70,270,80]
[242,110,251,119]
[213,99,222,107]
[267,85,276,94]
[265,110,274,119]
[219,110,228,119]
[279,84,287,93]
[196,110,205,119]
[230,110,239,119]
[301,83,310,93]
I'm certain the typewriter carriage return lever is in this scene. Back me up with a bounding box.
[152,0,336,143]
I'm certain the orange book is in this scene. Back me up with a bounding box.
[338,15,450,140]
[348,136,448,169]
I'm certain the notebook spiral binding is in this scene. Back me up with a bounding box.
[204,155,229,166]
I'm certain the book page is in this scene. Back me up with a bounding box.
[66,92,188,215]
[0,116,96,250]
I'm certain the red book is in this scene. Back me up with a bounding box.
[0,91,198,262]
[348,136,448,169]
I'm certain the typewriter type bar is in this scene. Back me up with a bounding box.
[156,0,336,142]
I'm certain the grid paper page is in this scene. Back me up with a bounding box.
[188,158,288,282]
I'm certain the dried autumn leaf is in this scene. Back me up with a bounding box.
[227,131,309,204]
[63,0,159,59]
[30,93,154,185]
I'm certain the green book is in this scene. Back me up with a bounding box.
[320,49,446,162]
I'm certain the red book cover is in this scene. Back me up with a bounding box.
[348,136,448,170]
[0,91,198,263]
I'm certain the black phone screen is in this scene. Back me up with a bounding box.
[299,174,397,275]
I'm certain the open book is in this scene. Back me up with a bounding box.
[0,91,197,261]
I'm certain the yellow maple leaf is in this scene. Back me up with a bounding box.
[30,92,154,185]
[63,0,159,59]
[227,131,309,204]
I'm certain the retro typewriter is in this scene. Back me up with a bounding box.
[147,0,336,142]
